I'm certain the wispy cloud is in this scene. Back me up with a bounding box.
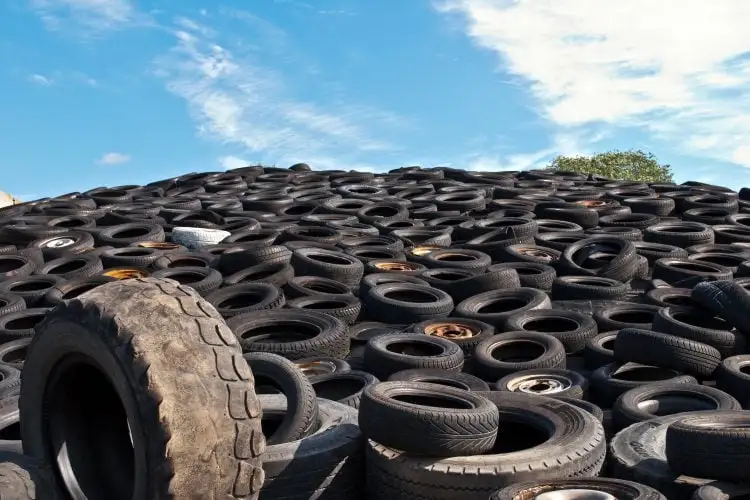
[155,13,405,168]
[219,155,250,170]
[30,0,138,34]
[29,73,53,85]
[97,152,131,165]
[438,0,750,168]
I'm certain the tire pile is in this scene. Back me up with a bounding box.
[0,165,748,498]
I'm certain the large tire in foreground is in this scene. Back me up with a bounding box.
[20,277,265,499]
[0,451,59,500]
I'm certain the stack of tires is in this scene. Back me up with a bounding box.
[0,164,748,498]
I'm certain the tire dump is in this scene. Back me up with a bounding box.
[0,164,749,499]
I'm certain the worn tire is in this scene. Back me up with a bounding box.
[504,309,598,354]
[490,478,666,500]
[472,332,566,381]
[364,333,464,380]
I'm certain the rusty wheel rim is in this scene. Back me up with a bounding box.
[295,360,337,377]
[374,261,417,272]
[576,200,607,208]
[102,268,149,280]
[410,245,441,256]
[136,241,179,250]
[423,322,478,339]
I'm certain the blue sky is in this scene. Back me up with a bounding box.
[3,0,750,200]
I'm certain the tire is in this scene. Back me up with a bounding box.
[100,247,164,268]
[652,307,745,358]
[97,222,166,247]
[692,482,750,500]
[551,276,629,301]
[410,318,494,356]
[496,368,587,399]
[358,273,429,297]
[646,287,699,309]
[218,245,290,275]
[43,276,116,305]
[455,288,551,328]
[285,275,353,299]
[534,232,588,251]
[652,258,732,286]
[420,248,491,272]
[490,478,666,500]
[689,251,746,271]
[0,338,30,370]
[366,392,605,500]
[584,331,618,369]
[0,452,58,499]
[500,244,561,265]
[223,261,294,288]
[293,356,351,381]
[644,221,714,246]
[613,382,741,432]
[0,397,21,453]
[633,241,688,265]
[345,245,405,263]
[311,370,379,408]
[365,283,453,323]
[692,280,750,337]
[0,308,50,343]
[259,396,364,500]
[20,278,265,499]
[0,275,63,308]
[29,231,95,258]
[364,259,426,276]
[594,304,661,331]
[287,294,361,324]
[610,412,715,499]
[421,267,522,304]
[150,266,222,296]
[0,293,25,317]
[364,333,464,380]
[712,224,750,244]
[665,411,750,482]
[0,254,37,281]
[359,381,499,456]
[556,397,604,422]
[504,309,598,354]
[590,362,697,408]
[623,197,675,217]
[228,309,350,359]
[205,283,285,318]
[38,254,104,280]
[558,236,638,282]
[488,262,556,290]
[290,248,364,290]
[472,332,566,380]
[600,213,658,229]
[242,352,318,445]
[388,368,490,391]
[615,328,721,378]
[716,355,750,408]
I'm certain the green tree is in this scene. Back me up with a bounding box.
[547,149,673,183]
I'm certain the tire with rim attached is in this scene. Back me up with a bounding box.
[495,368,588,399]
[409,318,494,355]
[472,332,566,381]
[490,478,666,500]
[359,381,499,457]
[20,277,265,499]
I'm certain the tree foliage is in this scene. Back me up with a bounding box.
[547,150,673,183]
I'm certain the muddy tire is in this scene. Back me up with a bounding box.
[20,277,265,499]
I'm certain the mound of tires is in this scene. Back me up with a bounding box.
[0,165,749,498]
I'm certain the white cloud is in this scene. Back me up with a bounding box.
[29,74,53,85]
[155,14,404,168]
[438,0,750,168]
[30,0,136,32]
[97,152,131,165]
[219,156,251,170]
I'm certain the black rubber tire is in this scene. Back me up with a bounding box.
[228,309,350,359]
[633,241,688,265]
[43,276,116,305]
[488,262,556,290]
[644,221,714,247]
[152,250,219,270]
[150,266,223,296]
[599,213,658,230]
[556,397,604,422]
[388,368,490,391]
[490,478,666,500]
[421,268,522,304]
[594,304,661,331]
[223,261,295,288]
[652,258,732,287]
[558,236,638,282]
[610,412,715,500]
[0,338,30,370]
[420,248,491,272]
[614,328,721,378]
[359,381,499,456]
[286,294,361,325]
[584,331,618,369]
[712,224,750,244]
[613,382,741,432]
[358,273,429,297]
[716,355,750,408]
[218,245,290,275]
[366,391,605,500]
[100,247,164,268]
[499,244,561,265]
[623,197,675,217]
[364,333,464,380]
[534,231,589,251]
[472,332,566,380]
[0,275,63,308]
[409,318,494,356]
[652,307,745,358]
[504,309,598,354]
[0,308,50,344]
[310,370,378,408]
[590,362,697,408]
[38,254,104,280]
[0,452,58,499]
[0,293,25,317]
[645,287,699,309]
[96,222,165,247]
[293,356,351,381]
[20,278,265,499]
[258,395,363,500]
[290,248,364,290]
[0,397,21,453]
[455,288,551,328]
[205,283,285,318]
[365,283,453,323]
[692,280,750,337]
[242,352,318,445]
[284,275,352,299]
[665,411,750,482]
[551,276,629,301]
[0,254,37,281]
[29,231,96,258]
[495,368,587,399]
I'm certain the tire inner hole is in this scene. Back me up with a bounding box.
[636,394,717,415]
[491,341,545,362]
[391,394,472,409]
[384,290,437,303]
[477,298,529,314]
[523,317,579,332]
[490,419,550,453]
[49,260,87,274]
[671,312,732,330]
[417,377,470,391]
[5,314,44,330]
[0,421,20,441]
[668,261,718,272]
[11,280,53,292]
[309,254,352,266]
[240,322,320,344]
[300,300,346,310]
[2,345,27,363]
[63,283,103,299]
[166,258,207,268]
[312,378,365,400]
[612,366,679,381]
[112,228,150,238]
[386,341,444,357]
[218,292,266,309]
[607,311,655,325]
